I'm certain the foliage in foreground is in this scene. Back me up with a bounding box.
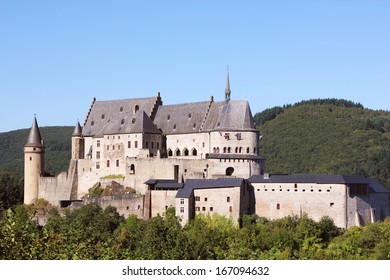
[1,203,389,260]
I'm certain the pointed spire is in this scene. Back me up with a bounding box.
[25,115,43,147]
[225,66,231,101]
[72,120,83,137]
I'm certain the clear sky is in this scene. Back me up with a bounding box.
[0,0,389,132]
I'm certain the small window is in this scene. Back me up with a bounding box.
[134,105,139,113]
[97,140,100,147]
[128,141,131,148]
[210,207,213,212]
[276,203,280,210]
[229,206,233,213]
[120,106,123,112]
[204,197,208,202]
[227,197,230,202]
[195,196,200,201]
[330,202,334,207]
[180,207,184,213]
[135,141,138,148]
[121,119,125,125]
[101,114,105,119]
[132,118,136,124]
[180,199,184,205]
[106,160,110,167]
[202,207,206,211]
[167,114,170,120]
[91,121,95,126]
[96,162,100,169]
[188,113,192,118]
[116,160,119,167]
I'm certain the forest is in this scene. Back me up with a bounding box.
[1,203,390,260]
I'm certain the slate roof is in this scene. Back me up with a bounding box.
[202,100,257,132]
[153,101,211,134]
[176,178,245,198]
[72,121,82,136]
[248,174,370,185]
[207,153,264,160]
[144,179,184,190]
[82,96,159,136]
[25,116,44,148]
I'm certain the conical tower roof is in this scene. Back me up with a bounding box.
[72,121,83,136]
[25,115,44,148]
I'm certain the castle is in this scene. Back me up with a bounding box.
[24,73,390,228]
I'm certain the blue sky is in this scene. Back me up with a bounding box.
[0,0,389,132]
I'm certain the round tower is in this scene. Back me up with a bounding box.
[71,121,84,160]
[24,115,45,205]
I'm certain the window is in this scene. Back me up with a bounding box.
[229,206,233,213]
[330,203,334,207]
[195,196,200,201]
[145,141,149,149]
[168,149,173,157]
[96,162,100,169]
[204,197,208,202]
[130,164,135,174]
[180,199,184,205]
[106,160,110,167]
[116,160,119,167]
[156,142,160,150]
[225,167,234,176]
[134,105,139,113]
[192,148,197,156]
[180,207,184,213]
[97,140,100,147]
[183,148,189,156]
[195,207,200,212]
[128,141,131,148]
[276,203,280,210]
[202,207,206,211]
[210,207,213,212]
[96,151,100,159]
[135,141,138,148]
[227,197,230,202]
[151,141,154,149]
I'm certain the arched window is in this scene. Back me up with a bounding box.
[227,147,231,153]
[192,148,197,156]
[235,147,238,153]
[175,149,181,156]
[168,149,173,157]
[225,167,234,176]
[253,147,257,154]
[276,203,280,210]
[247,147,250,153]
[223,147,227,153]
[130,164,135,174]
[134,105,139,114]
[216,147,220,153]
[183,148,189,156]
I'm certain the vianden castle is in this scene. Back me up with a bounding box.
[24,73,390,228]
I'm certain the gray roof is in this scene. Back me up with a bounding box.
[207,153,264,160]
[25,116,44,148]
[248,174,370,185]
[144,179,184,190]
[367,179,390,193]
[153,101,211,134]
[82,96,160,136]
[176,178,245,198]
[202,100,257,132]
[72,121,82,136]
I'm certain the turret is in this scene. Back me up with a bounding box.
[71,121,84,160]
[24,115,45,204]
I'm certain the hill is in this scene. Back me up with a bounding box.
[0,126,73,176]
[255,99,390,188]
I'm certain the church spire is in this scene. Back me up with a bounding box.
[225,66,231,101]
